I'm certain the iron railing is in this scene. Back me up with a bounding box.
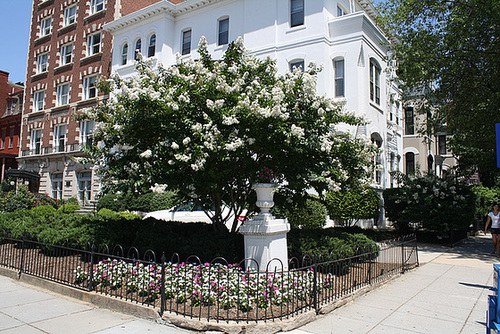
[0,231,418,322]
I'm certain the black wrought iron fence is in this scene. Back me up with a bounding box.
[0,230,418,323]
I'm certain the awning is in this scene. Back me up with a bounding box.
[4,169,40,181]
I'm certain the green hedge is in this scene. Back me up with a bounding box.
[271,192,327,229]
[325,187,380,226]
[97,191,179,212]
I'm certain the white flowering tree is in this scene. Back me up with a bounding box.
[84,37,374,232]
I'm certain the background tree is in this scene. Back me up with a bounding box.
[379,0,500,185]
[83,37,375,232]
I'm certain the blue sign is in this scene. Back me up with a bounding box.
[497,124,500,168]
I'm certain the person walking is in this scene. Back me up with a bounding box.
[485,203,500,256]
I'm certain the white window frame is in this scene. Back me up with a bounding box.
[218,17,229,46]
[30,129,42,155]
[78,171,92,203]
[51,173,64,200]
[53,124,67,152]
[86,32,101,57]
[334,58,345,97]
[34,90,45,112]
[40,16,52,37]
[80,120,95,147]
[56,83,70,106]
[181,29,191,55]
[83,75,98,100]
[37,53,49,73]
[290,0,304,27]
[60,43,74,66]
[63,5,77,26]
[370,59,381,105]
[337,5,347,17]
[121,43,128,65]
[90,0,105,14]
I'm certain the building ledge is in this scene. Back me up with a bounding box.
[31,72,48,83]
[58,22,77,36]
[84,9,106,24]
[34,34,52,46]
[80,53,103,66]
[54,63,73,75]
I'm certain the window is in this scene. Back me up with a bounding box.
[405,152,415,175]
[60,43,74,65]
[87,32,101,56]
[78,171,92,203]
[438,135,447,155]
[182,29,191,55]
[64,5,77,26]
[83,75,98,100]
[148,34,156,58]
[56,83,70,106]
[34,90,45,112]
[135,39,142,60]
[6,100,14,116]
[404,107,414,135]
[53,124,67,152]
[37,53,49,73]
[337,5,346,16]
[30,129,42,155]
[369,59,381,105]
[9,128,14,148]
[290,0,304,27]
[90,0,105,14]
[218,18,229,46]
[40,16,52,36]
[289,60,304,72]
[371,134,383,185]
[80,120,94,147]
[121,43,128,65]
[334,59,344,97]
[51,173,63,200]
[1,130,5,149]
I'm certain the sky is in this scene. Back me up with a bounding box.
[0,0,384,85]
[0,0,32,84]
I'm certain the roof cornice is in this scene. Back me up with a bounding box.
[104,0,224,33]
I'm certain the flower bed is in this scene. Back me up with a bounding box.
[75,259,328,312]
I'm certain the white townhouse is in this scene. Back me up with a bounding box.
[104,0,403,226]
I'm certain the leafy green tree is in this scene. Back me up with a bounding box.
[83,37,375,232]
[325,186,380,227]
[379,0,500,185]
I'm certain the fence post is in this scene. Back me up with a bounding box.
[401,237,405,274]
[88,243,95,291]
[160,252,166,315]
[18,233,26,279]
[368,247,372,285]
[313,261,318,313]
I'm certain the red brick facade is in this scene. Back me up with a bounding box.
[0,71,23,182]
[20,0,168,202]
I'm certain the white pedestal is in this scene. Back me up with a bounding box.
[239,183,290,272]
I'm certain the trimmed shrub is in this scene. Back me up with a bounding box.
[129,191,179,212]
[271,192,327,229]
[58,204,80,214]
[31,205,57,217]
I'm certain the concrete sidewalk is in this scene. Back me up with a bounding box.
[289,234,497,334]
[0,235,497,333]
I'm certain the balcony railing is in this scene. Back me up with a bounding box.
[21,143,88,157]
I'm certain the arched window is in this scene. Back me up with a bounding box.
[121,43,128,65]
[148,34,156,58]
[370,59,381,105]
[135,39,142,61]
[406,152,415,175]
[289,59,304,72]
[371,133,383,184]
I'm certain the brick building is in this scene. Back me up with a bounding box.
[0,71,23,183]
[19,0,161,205]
